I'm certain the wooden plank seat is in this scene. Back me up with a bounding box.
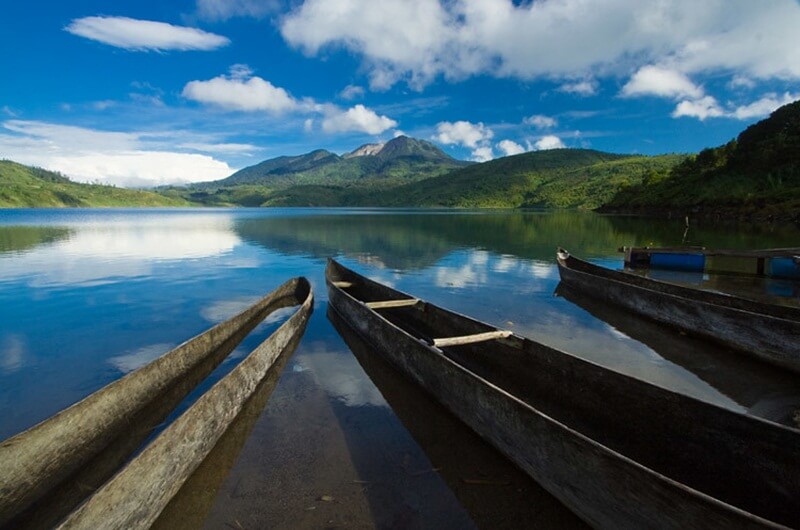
[431,330,513,348]
[365,299,421,310]
[332,281,354,289]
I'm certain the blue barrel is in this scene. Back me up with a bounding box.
[649,252,706,272]
[767,258,800,279]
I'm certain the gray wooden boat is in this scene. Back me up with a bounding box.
[556,248,800,374]
[326,258,799,529]
[55,277,312,529]
[0,277,313,528]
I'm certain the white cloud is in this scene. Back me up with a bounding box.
[622,65,704,99]
[435,120,495,161]
[471,146,494,162]
[0,120,235,186]
[339,84,365,100]
[321,104,397,134]
[182,66,298,112]
[497,139,526,157]
[65,16,229,51]
[533,135,566,150]
[195,0,279,21]
[280,0,800,89]
[559,79,598,96]
[435,120,493,149]
[730,92,799,119]
[525,114,557,129]
[183,67,397,136]
[672,96,725,120]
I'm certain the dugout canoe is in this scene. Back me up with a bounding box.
[327,306,588,530]
[554,283,800,428]
[557,248,800,374]
[326,258,799,529]
[620,245,800,279]
[56,278,312,529]
[0,277,313,528]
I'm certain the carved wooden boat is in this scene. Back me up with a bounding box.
[57,278,312,529]
[0,278,313,528]
[557,248,800,374]
[326,258,799,529]
[620,245,800,278]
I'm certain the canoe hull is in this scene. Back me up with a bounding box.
[326,260,786,529]
[57,278,313,529]
[557,251,800,373]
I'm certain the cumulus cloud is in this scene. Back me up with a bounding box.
[497,139,526,157]
[435,120,495,160]
[671,96,725,120]
[730,92,799,119]
[195,0,280,21]
[471,146,494,162]
[280,0,800,90]
[321,104,397,134]
[65,16,229,51]
[0,120,235,186]
[533,135,566,150]
[525,114,557,129]
[182,65,298,112]
[622,65,704,99]
[672,92,798,120]
[435,120,493,149]
[183,66,397,135]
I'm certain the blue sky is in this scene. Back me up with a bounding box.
[1,0,799,186]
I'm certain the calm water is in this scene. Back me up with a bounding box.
[2,208,799,528]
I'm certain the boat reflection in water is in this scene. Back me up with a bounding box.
[555,283,800,428]
[151,328,303,530]
[327,307,588,530]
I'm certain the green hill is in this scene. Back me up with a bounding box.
[197,135,471,191]
[258,149,685,208]
[0,160,191,207]
[603,100,800,220]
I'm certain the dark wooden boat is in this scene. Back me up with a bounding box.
[0,278,313,528]
[557,248,800,374]
[621,245,800,279]
[56,278,313,529]
[327,306,588,530]
[326,258,799,529]
[554,283,800,428]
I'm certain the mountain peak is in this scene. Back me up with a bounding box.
[344,142,386,158]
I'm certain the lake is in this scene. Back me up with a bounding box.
[2,208,799,528]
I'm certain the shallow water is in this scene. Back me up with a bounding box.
[1,208,799,528]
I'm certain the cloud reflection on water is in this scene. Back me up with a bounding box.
[0,335,27,374]
[0,214,241,287]
[296,342,388,408]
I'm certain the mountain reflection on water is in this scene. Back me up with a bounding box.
[1,208,799,528]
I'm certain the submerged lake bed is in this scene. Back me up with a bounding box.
[2,208,800,528]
